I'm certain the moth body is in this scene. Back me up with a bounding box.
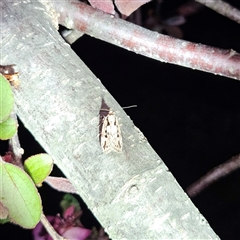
[100,110,122,153]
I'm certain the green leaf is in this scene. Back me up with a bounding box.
[0,218,10,224]
[0,160,42,228]
[0,74,14,123]
[0,116,18,140]
[24,154,53,186]
[60,194,81,213]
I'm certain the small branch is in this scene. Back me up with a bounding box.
[40,213,67,240]
[8,112,24,168]
[196,0,240,25]
[186,154,240,197]
[53,0,240,80]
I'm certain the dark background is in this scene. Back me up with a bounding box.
[1,0,240,239]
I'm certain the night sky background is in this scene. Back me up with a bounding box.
[1,0,240,239]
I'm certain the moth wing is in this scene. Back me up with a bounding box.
[101,116,111,152]
[111,117,122,152]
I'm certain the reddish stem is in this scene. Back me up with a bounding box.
[53,0,240,80]
[186,154,240,197]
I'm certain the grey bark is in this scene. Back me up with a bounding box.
[1,0,219,239]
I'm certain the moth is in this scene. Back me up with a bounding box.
[99,99,137,153]
[100,109,122,153]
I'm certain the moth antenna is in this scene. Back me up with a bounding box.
[100,105,137,111]
[122,105,137,109]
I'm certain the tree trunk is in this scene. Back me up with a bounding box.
[1,0,219,238]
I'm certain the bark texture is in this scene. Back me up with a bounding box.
[1,0,219,238]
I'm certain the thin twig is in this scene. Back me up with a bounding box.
[186,154,240,197]
[196,0,240,25]
[53,0,240,80]
[40,213,67,240]
[8,111,24,168]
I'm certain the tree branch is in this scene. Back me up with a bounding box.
[196,0,240,25]
[1,0,219,238]
[186,154,240,197]
[53,0,240,81]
